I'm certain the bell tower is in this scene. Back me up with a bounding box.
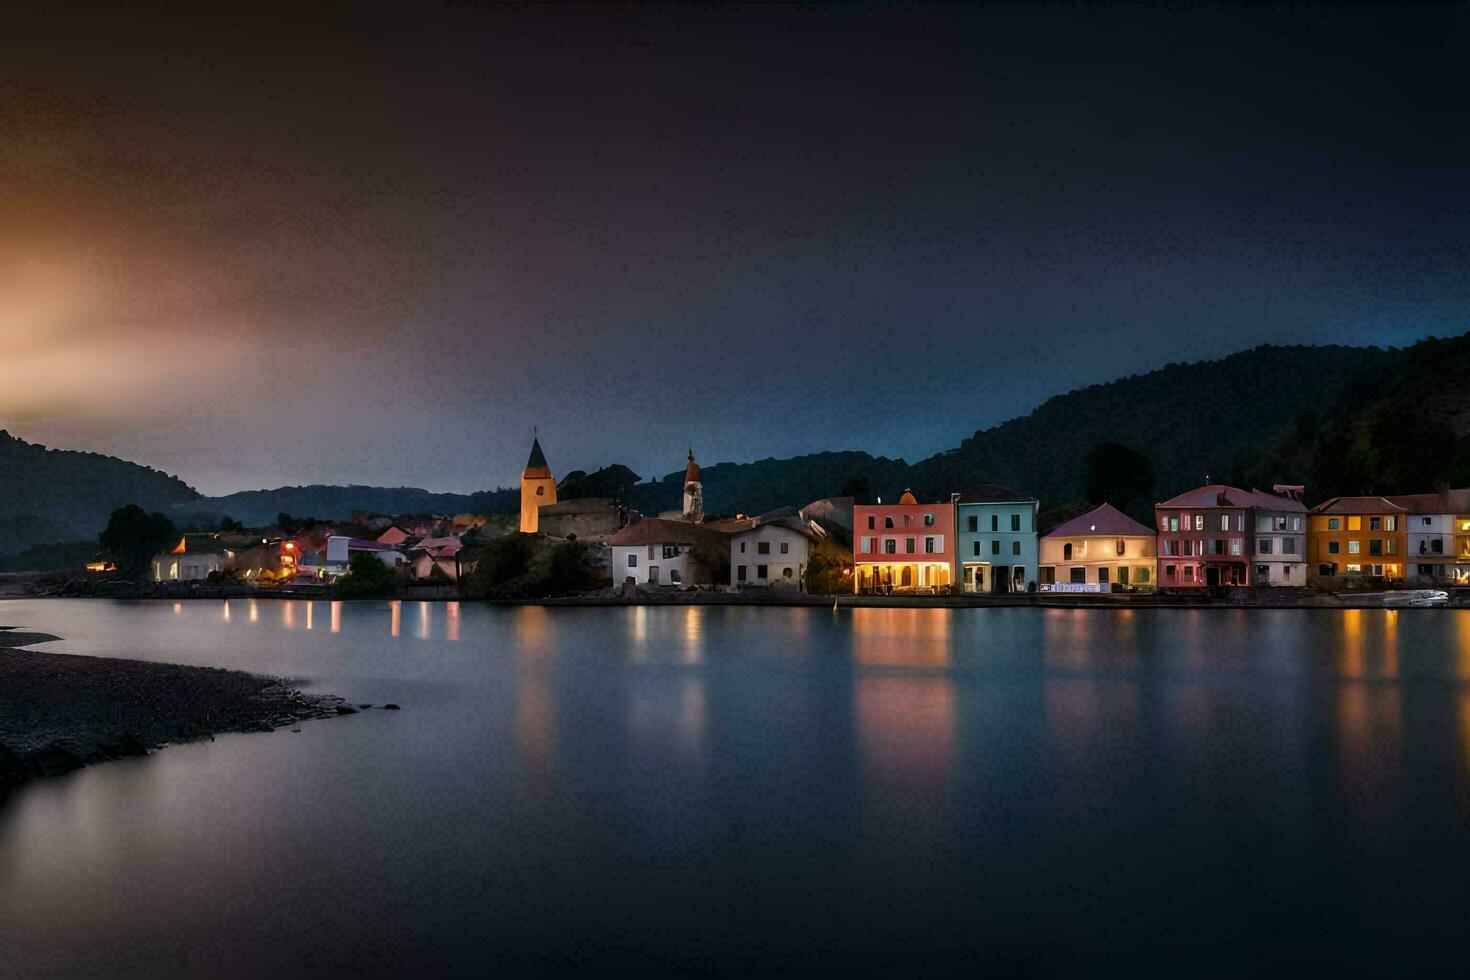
[520,435,557,533]
[682,448,703,523]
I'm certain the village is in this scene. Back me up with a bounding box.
[136,436,1470,604]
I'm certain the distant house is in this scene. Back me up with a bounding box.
[1039,503,1156,591]
[1384,489,1470,586]
[954,485,1039,594]
[408,536,463,582]
[1308,496,1407,587]
[324,535,407,578]
[376,525,412,548]
[151,534,236,582]
[729,510,820,589]
[1155,484,1306,588]
[852,490,955,593]
[608,517,728,587]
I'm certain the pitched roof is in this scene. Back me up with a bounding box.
[608,517,729,548]
[957,484,1035,504]
[684,449,701,486]
[1310,495,1408,515]
[410,536,463,557]
[1156,484,1306,512]
[1045,503,1155,539]
[1384,489,1470,514]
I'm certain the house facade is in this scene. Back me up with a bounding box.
[729,514,816,589]
[151,534,234,582]
[954,485,1040,594]
[1308,496,1407,587]
[608,517,727,587]
[853,491,955,593]
[1384,490,1470,586]
[1039,503,1157,591]
[1155,485,1306,588]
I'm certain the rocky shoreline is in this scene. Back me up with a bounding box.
[0,627,355,798]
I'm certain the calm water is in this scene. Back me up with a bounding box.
[3,599,1470,976]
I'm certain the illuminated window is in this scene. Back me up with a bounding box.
[1348,516,1361,531]
[1220,514,1229,531]
[1348,540,1361,554]
[1195,515,1204,531]
[1385,516,1396,531]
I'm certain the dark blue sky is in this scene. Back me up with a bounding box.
[2,4,1465,494]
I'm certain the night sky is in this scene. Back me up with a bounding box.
[3,4,1466,495]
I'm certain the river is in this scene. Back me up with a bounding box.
[2,599,1469,975]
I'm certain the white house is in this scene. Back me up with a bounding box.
[729,512,818,589]
[608,517,726,587]
[151,535,235,582]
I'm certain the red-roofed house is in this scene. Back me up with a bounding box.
[1039,504,1157,591]
[1155,484,1307,588]
[1308,496,1407,587]
[608,517,728,587]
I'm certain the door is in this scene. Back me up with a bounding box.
[649,565,660,584]
[1205,565,1220,587]
[994,566,1010,594]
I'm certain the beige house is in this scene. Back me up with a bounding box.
[1039,503,1157,591]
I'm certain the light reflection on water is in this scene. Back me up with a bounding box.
[5,600,1470,974]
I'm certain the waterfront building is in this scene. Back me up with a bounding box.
[408,536,463,582]
[953,485,1039,593]
[1308,496,1407,587]
[608,517,728,587]
[151,534,235,582]
[1155,484,1307,588]
[729,510,819,589]
[1385,489,1470,585]
[519,437,557,534]
[1039,503,1156,591]
[853,490,955,593]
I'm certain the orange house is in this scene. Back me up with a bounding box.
[1307,496,1406,587]
[853,490,956,593]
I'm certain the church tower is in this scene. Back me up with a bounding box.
[520,436,557,533]
[682,448,703,523]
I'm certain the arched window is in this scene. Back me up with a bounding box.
[1063,543,1073,560]
[1116,538,1125,556]
[884,517,894,528]
[924,513,935,526]
[901,566,913,587]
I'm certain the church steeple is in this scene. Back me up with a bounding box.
[519,433,556,533]
[682,447,703,523]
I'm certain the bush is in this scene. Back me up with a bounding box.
[336,552,399,598]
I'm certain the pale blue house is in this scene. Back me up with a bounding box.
[953,485,1040,594]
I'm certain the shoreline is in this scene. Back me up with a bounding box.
[0,628,355,799]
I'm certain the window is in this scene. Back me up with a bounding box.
[740,542,746,553]
[1098,567,1109,585]
[663,546,677,559]
[1184,566,1195,582]
[1181,513,1190,528]
[1370,517,1381,531]
[924,513,935,526]
[1118,567,1130,586]
[1348,541,1361,554]
[1230,539,1242,556]
[757,541,770,555]
[1284,566,1292,579]
[1385,516,1396,531]
[867,516,875,530]
[884,539,897,554]
[1273,516,1288,532]
[1292,517,1302,531]
[903,515,911,528]
[1063,543,1073,561]
[1385,539,1397,555]
[905,538,916,554]
[925,537,937,554]
[780,541,789,554]
[860,537,872,554]
[1319,563,1337,577]
[1345,563,1362,574]
[1166,564,1177,578]
[1348,516,1361,531]
[648,545,656,559]
[670,569,681,583]
[1328,540,1340,555]
[991,540,1000,555]
[968,515,978,533]
[1419,564,1432,576]
[1432,539,1444,554]
[1182,540,1193,557]
[1255,565,1269,581]
[1136,567,1151,584]
[1424,517,1432,526]
[1195,515,1204,531]
[536,485,544,496]
[1169,516,1180,532]
[757,564,768,579]
[1116,538,1126,557]
[885,517,894,529]
[1011,514,1021,532]
[1259,539,1272,555]
[783,567,794,579]
[1369,540,1382,557]
[1328,518,1340,531]
[1012,541,1021,555]
[1220,514,1230,531]
[1283,537,1296,554]
[1070,567,1086,584]
[628,554,638,568]
[738,565,747,581]
[991,515,999,532]
[973,541,981,557]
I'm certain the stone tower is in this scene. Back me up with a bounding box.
[519,436,557,533]
[682,448,703,523]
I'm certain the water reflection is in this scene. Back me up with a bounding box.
[330,600,342,633]
[248,598,259,623]
[282,601,295,630]
[221,600,231,623]
[305,602,314,631]
[418,601,431,640]
[850,607,952,668]
[446,602,460,642]
[681,606,703,665]
[389,600,400,638]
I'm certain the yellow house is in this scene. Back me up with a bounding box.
[1039,503,1157,591]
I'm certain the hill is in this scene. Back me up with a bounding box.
[0,431,200,556]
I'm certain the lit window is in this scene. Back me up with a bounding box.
[1348,541,1361,554]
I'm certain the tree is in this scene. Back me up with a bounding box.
[336,551,398,598]
[98,504,178,578]
[218,515,244,532]
[1083,442,1156,515]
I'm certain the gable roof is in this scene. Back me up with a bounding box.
[957,484,1034,504]
[607,517,729,548]
[1310,495,1408,515]
[1384,489,1470,514]
[1045,503,1155,539]
[1157,484,1306,512]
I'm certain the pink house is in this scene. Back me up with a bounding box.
[852,490,956,593]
